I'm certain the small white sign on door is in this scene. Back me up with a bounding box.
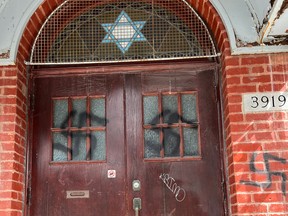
[243,92,288,113]
[107,170,116,178]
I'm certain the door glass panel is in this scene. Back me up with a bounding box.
[183,128,199,156]
[71,131,87,161]
[91,131,106,160]
[144,129,161,158]
[143,92,199,160]
[52,132,68,161]
[182,94,197,123]
[52,96,106,162]
[91,98,106,126]
[72,98,87,127]
[53,99,68,128]
[162,95,178,123]
[163,128,180,157]
[143,96,159,125]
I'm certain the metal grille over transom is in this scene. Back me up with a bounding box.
[28,0,218,65]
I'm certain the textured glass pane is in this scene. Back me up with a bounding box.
[164,128,180,157]
[72,99,87,127]
[143,96,159,125]
[182,94,197,123]
[53,100,68,128]
[72,131,87,161]
[91,131,106,160]
[183,128,199,156]
[53,132,68,161]
[162,95,178,124]
[144,129,161,158]
[91,98,106,127]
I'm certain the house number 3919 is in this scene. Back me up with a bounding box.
[243,92,288,113]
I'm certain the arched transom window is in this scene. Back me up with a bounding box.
[28,0,218,65]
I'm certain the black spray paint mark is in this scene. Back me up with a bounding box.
[55,108,197,159]
[240,152,287,196]
[53,110,108,160]
[145,109,198,157]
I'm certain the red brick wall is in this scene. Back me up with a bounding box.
[223,54,288,215]
[0,65,27,216]
[0,0,288,215]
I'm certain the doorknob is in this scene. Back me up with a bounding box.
[133,198,142,216]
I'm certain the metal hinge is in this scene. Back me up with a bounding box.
[28,74,35,113]
[214,69,219,102]
[26,186,32,206]
[29,92,35,113]
[221,180,228,215]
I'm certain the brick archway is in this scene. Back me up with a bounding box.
[11,1,233,215]
[0,0,286,215]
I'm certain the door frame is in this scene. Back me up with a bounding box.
[25,60,228,215]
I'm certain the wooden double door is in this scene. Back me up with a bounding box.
[29,63,225,216]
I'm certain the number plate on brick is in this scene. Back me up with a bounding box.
[243,92,288,113]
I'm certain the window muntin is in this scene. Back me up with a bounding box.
[143,92,200,160]
[51,96,106,162]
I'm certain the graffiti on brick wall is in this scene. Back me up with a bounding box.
[240,152,287,196]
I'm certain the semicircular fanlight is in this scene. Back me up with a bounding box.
[28,0,218,65]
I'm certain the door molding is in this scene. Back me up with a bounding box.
[30,60,217,77]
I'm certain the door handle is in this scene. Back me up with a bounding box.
[133,198,142,216]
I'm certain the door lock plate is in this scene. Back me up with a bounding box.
[133,198,142,210]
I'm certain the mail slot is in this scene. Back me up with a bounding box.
[66,190,89,199]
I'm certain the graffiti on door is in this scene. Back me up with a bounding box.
[159,173,186,202]
[240,152,287,196]
[54,109,197,160]
[145,109,198,157]
[53,110,108,160]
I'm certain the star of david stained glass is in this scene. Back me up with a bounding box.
[101,11,147,54]
[29,1,219,64]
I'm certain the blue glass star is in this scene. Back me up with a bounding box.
[101,11,147,54]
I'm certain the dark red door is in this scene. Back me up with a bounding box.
[30,74,127,216]
[125,70,224,215]
[29,63,225,216]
